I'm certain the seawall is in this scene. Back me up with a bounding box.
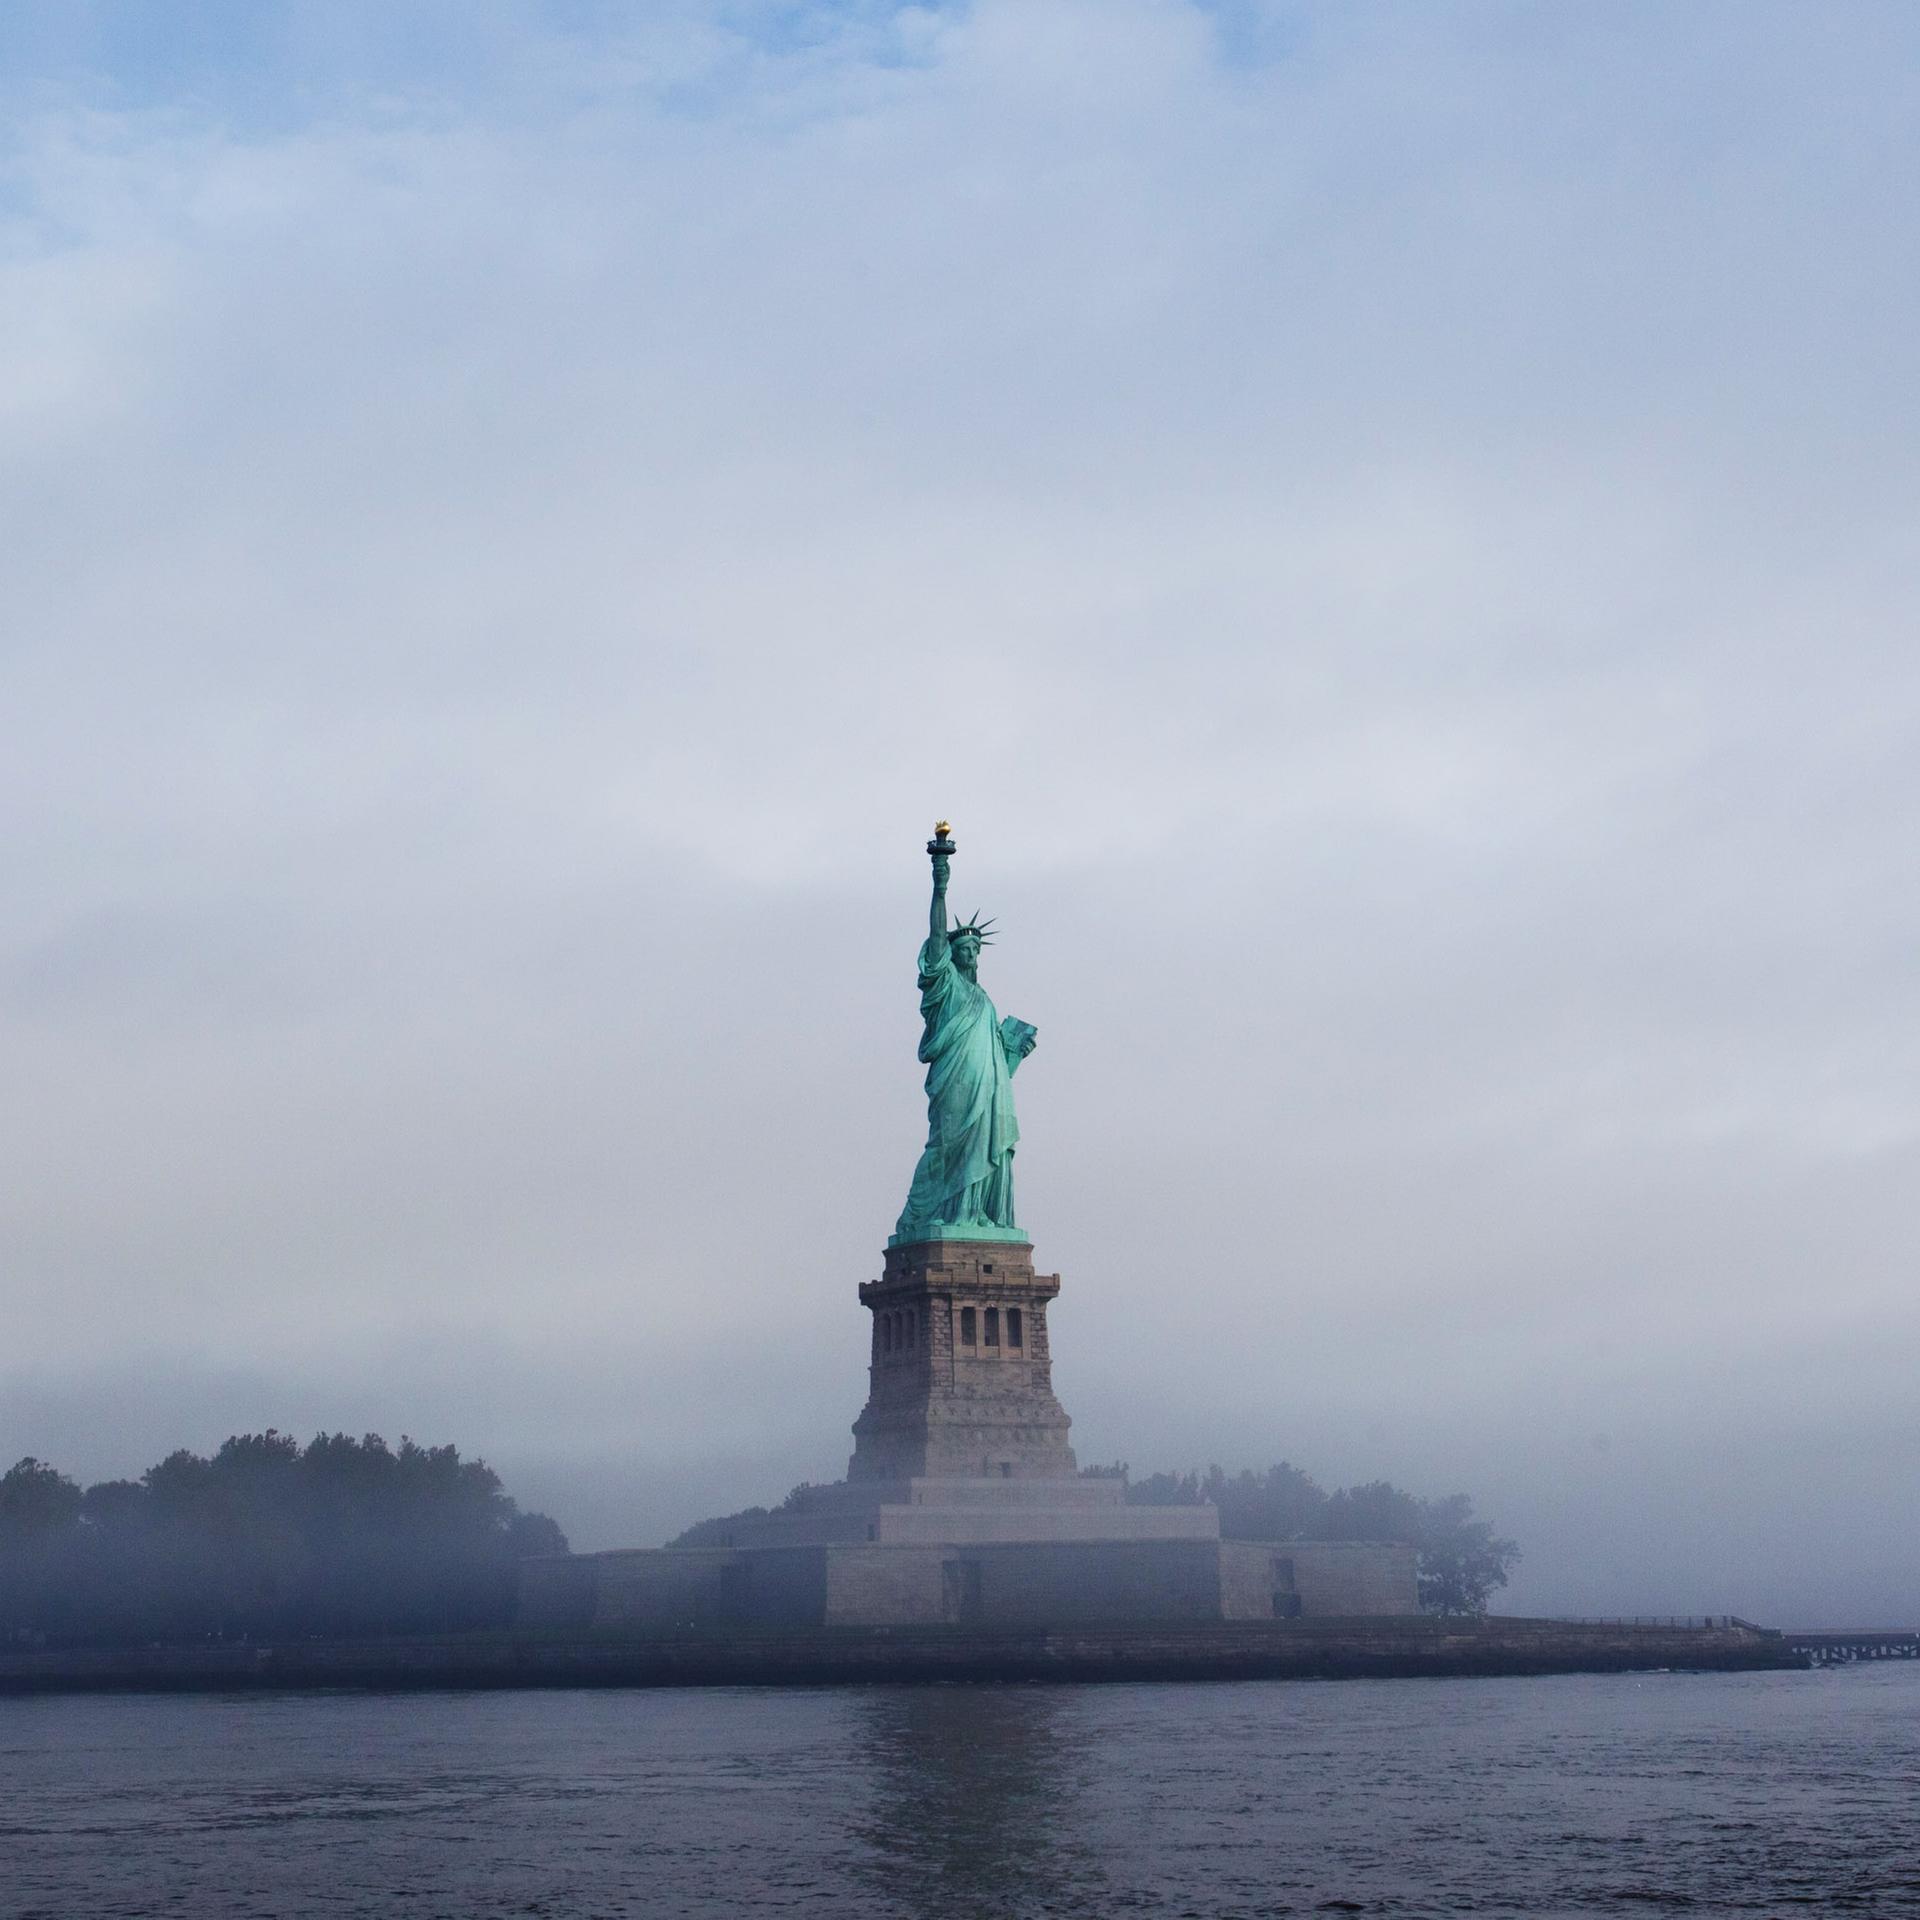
[0,1616,1797,1694]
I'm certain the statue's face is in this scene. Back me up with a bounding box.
[951,931,982,969]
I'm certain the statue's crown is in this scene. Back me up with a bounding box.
[948,912,996,946]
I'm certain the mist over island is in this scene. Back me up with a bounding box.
[6,9,1919,1918]
[4,0,1917,1637]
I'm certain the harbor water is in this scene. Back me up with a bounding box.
[3,1663,1916,1917]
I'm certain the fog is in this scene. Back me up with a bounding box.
[4,0,1917,1626]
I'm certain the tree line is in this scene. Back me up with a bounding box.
[1105,1461,1519,1614]
[0,1432,567,1647]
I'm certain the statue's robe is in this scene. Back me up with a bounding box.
[894,935,1030,1240]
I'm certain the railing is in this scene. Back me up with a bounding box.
[1782,1631,1920,1665]
[1547,1615,1758,1631]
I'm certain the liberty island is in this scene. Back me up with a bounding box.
[520,825,1419,1627]
[2,825,1796,1684]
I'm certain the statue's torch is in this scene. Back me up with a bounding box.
[927,820,955,860]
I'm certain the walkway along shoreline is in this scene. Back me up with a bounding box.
[0,1616,1800,1694]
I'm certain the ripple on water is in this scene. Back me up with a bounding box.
[2,1667,1918,1918]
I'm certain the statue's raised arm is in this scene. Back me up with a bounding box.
[891,824,1034,1248]
[925,821,955,959]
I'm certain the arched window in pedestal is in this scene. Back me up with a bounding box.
[960,1306,976,1346]
[1006,1307,1023,1349]
[984,1307,1000,1349]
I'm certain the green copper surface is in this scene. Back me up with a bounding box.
[891,829,1036,1248]
[892,1223,1034,1246]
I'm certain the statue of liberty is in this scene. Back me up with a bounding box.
[892,824,1038,1246]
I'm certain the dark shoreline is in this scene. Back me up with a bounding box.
[0,1616,1799,1694]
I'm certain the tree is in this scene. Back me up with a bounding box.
[0,1433,570,1646]
[506,1512,568,1558]
[1320,1479,1425,1544]
[665,1482,825,1550]
[1117,1458,1519,1615]
[0,1458,82,1535]
[1124,1468,1204,1506]
[1410,1493,1520,1616]
[1205,1463,1331,1540]
[0,1459,85,1643]
[667,1504,772,1549]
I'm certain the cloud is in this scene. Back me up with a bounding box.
[2,0,1917,1619]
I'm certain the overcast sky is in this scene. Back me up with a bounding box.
[3,0,1917,1623]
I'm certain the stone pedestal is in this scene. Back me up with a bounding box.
[849,1238,1077,1482]
[517,1233,1422,1631]
[726,1473,1220,1549]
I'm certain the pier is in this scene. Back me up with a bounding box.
[1782,1630,1919,1666]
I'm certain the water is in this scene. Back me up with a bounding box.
[3,1665,1917,1917]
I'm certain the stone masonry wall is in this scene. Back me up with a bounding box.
[521,1536,1421,1632]
[821,1546,949,1625]
[851,1239,1077,1480]
[1218,1542,1288,1620]
[1288,1541,1420,1616]
[584,1550,738,1630]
